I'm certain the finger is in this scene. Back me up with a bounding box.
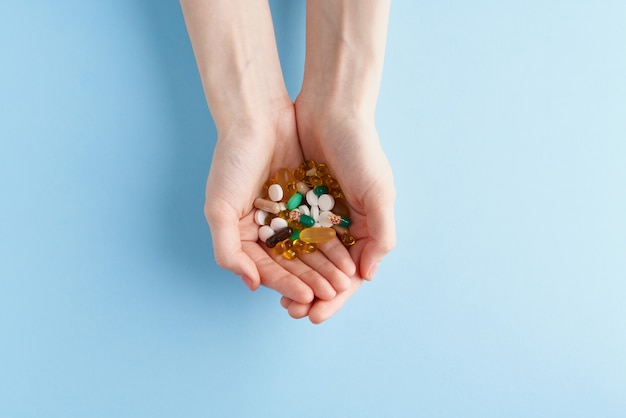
[243,242,314,304]
[267,249,337,301]
[287,300,313,319]
[297,247,352,293]
[317,238,357,278]
[359,200,396,280]
[206,210,261,290]
[280,296,292,309]
[308,277,363,324]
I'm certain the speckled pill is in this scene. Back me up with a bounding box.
[265,227,292,248]
[300,227,336,244]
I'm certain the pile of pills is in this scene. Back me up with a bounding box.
[254,160,356,260]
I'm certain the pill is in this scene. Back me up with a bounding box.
[311,205,320,222]
[294,167,306,181]
[282,249,297,260]
[286,182,297,195]
[296,181,310,195]
[319,211,334,227]
[258,225,275,243]
[270,217,289,231]
[254,209,269,226]
[265,227,292,248]
[318,194,335,211]
[314,185,329,196]
[268,184,283,201]
[306,189,318,206]
[329,213,351,228]
[310,176,323,187]
[303,160,316,170]
[276,168,292,191]
[299,214,315,228]
[290,229,301,240]
[300,227,336,244]
[254,198,281,214]
[316,163,330,177]
[297,205,310,216]
[286,192,303,210]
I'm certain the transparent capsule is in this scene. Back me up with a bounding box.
[303,242,318,253]
[331,189,344,199]
[316,163,330,177]
[303,160,316,170]
[293,239,306,252]
[286,182,298,195]
[274,241,286,255]
[293,167,306,181]
[310,176,323,187]
[282,249,297,260]
[341,232,356,246]
[324,177,340,190]
[300,227,336,244]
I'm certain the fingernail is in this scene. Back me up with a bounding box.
[366,262,380,280]
[240,275,253,290]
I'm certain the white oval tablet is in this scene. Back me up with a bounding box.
[254,209,269,226]
[297,205,310,216]
[258,225,275,243]
[318,194,335,211]
[311,205,320,221]
[319,211,334,227]
[306,190,319,206]
[268,184,283,202]
[270,217,289,231]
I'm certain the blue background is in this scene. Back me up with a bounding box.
[1,1,625,417]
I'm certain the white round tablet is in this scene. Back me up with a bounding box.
[258,225,275,243]
[318,194,335,211]
[268,184,283,202]
[270,217,289,231]
[306,189,319,206]
[254,209,269,226]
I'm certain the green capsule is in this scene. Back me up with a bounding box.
[290,229,301,241]
[299,214,315,227]
[286,192,303,210]
[313,185,329,196]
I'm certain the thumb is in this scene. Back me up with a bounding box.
[359,200,396,280]
[206,209,260,290]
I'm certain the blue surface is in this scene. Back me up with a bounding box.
[1,1,625,417]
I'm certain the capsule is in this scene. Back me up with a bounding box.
[329,213,351,228]
[299,214,315,228]
[293,167,306,181]
[254,198,281,214]
[303,242,318,253]
[276,168,292,191]
[341,232,356,246]
[265,227,292,248]
[286,182,298,195]
[300,227,336,244]
[316,163,330,177]
[313,185,329,196]
[282,249,297,260]
[296,181,310,195]
[286,192,303,210]
[290,229,301,240]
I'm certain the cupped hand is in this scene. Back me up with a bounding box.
[280,100,397,322]
[204,105,355,304]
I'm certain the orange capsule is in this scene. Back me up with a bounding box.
[316,163,330,177]
[300,227,336,244]
[282,249,297,260]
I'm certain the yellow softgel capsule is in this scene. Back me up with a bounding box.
[300,227,336,244]
[341,232,356,246]
[282,249,297,260]
[274,241,286,255]
[303,242,318,253]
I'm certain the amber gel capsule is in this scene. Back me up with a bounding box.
[265,227,293,248]
[300,227,336,244]
[254,198,281,214]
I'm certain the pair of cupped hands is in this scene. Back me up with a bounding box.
[205,97,396,323]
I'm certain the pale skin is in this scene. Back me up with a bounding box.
[180,0,395,323]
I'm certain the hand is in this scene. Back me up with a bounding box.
[204,105,355,304]
[276,101,396,322]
